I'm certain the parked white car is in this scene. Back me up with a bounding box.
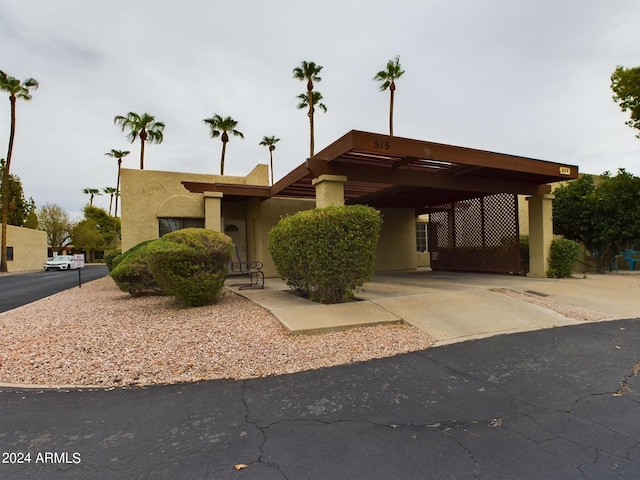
[43,255,78,271]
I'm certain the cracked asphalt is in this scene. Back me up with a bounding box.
[1,318,639,479]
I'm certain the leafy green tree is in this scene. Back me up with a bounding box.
[611,65,640,138]
[0,69,38,272]
[293,61,323,157]
[113,112,165,169]
[0,159,36,227]
[72,205,118,261]
[83,188,101,206]
[38,203,73,252]
[105,149,130,218]
[203,114,244,175]
[553,169,640,273]
[259,136,280,185]
[374,55,405,136]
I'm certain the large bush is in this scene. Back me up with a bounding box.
[547,238,580,278]
[110,240,162,296]
[146,228,233,307]
[104,250,121,272]
[269,205,382,304]
[110,229,233,306]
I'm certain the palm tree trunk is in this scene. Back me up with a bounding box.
[114,161,121,219]
[1,95,17,272]
[269,149,274,186]
[308,90,315,158]
[389,82,395,137]
[139,139,145,170]
[220,140,227,175]
[108,194,113,215]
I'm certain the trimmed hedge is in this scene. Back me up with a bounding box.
[268,205,382,304]
[147,229,233,307]
[110,229,233,306]
[104,250,122,272]
[547,238,580,278]
[110,240,162,296]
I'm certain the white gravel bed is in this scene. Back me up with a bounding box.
[0,277,434,388]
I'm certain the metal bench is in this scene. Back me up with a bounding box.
[227,246,264,289]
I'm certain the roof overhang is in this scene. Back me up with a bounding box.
[183,130,579,212]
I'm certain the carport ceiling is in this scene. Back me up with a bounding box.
[184,130,579,212]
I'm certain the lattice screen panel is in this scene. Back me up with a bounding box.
[429,193,522,274]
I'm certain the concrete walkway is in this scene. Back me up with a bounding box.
[229,269,640,344]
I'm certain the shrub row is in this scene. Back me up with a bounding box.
[110,229,233,307]
[268,205,382,304]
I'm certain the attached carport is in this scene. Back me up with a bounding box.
[183,130,578,277]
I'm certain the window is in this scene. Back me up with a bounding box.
[158,218,204,237]
[4,246,14,262]
[416,223,428,253]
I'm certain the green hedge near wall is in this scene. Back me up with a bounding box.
[269,205,382,304]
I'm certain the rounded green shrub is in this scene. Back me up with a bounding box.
[146,228,233,307]
[110,240,163,296]
[268,205,382,304]
[104,250,122,272]
[547,238,580,278]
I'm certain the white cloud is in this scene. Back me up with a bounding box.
[0,0,639,220]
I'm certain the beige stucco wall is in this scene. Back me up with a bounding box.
[374,208,418,272]
[120,165,268,251]
[5,225,48,272]
[246,197,316,277]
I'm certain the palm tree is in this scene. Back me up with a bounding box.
[113,112,164,170]
[259,136,280,185]
[293,61,323,157]
[103,187,117,215]
[83,188,101,206]
[0,69,38,272]
[105,149,130,219]
[203,114,244,175]
[296,92,327,154]
[373,55,405,136]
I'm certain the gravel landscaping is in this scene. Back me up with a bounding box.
[0,276,434,388]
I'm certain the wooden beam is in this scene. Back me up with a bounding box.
[182,182,272,197]
[307,158,551,196]
[342,130,578,180]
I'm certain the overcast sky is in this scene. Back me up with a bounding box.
[1,0,639,220]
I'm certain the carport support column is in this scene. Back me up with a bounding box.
[312,174,347,208]
[204,191,223,232]
[527,194,554,278]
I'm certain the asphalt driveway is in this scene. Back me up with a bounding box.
[1,317,639,479]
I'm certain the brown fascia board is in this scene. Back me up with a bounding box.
[181,181,271,197]
[325,130,578,181]
[307,157,551,196]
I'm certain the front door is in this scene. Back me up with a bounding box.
[224,219,247,262]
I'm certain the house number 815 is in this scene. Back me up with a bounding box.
[373,139,390,150]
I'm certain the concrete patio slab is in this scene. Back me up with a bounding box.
[228,269,640,343]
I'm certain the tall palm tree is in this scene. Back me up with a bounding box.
[296,91,327,154]
[293,61,323,157]
[203,114,244,175]
[113,112,164,170]
[0,69,38,273]
[83,188,101,206]
[259,136,280,185]
[103,187,117,215]
[374,55,405,136]
[104,149,130,219]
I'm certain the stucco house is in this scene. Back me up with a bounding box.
[2,225,48,272]
[121,131,578,278]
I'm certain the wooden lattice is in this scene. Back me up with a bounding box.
[429,193,522,274]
